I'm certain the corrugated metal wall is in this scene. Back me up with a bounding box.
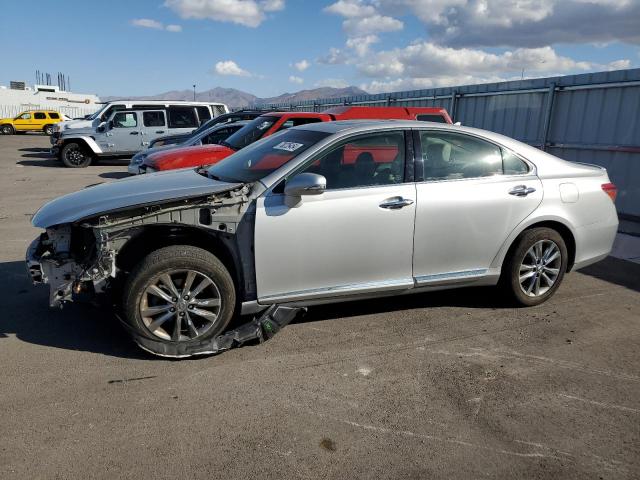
[257,68,640,220]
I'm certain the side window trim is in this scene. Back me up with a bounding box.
[414,128,535,183]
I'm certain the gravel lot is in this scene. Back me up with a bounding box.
[1,134,639,479]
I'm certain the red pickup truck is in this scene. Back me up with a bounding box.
[141,106,452,173]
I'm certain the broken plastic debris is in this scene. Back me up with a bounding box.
[120,304,304,358]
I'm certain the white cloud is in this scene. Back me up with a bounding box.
[606,59,631,70]
[165,0,285,28]
[315,78,349,88]
[324,0,376,17]
[325,0,403,36]
[357,42,615,79]
[354,41,631,92]
[262,0,284,11]
[346,34,379,57]
[317,47,348,65]
[131,18,164,29]
[293,59,310,72]
[214,60,252,76]
[343,14,403,35]
[289,75,304,84]
[373,0,640,47]
[131,18,183,32]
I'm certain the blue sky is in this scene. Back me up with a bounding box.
[1,0,639,98]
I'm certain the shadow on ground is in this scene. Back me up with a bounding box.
[3,256,637,358]
[0,261,147,359]
[581,256,640,293]
[99,172,131,179]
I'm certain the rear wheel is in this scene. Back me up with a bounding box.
[122,245,236,346]
[0,124,14,135]
[43,124,54,136]
[61,142,92,168]
[502,227,568,306]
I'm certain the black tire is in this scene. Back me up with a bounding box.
[0,124,14,135]
[122,245,236,346]
[43,125,54,136]
[61,142,93,168]
[502,227,568,306]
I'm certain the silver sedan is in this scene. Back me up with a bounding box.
[28,120,619,356]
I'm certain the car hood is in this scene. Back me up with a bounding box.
[60,119,94,130]
[32,168,242,228]
[146,144,235,171]
[132,143,175,161]
[61,126,95,137]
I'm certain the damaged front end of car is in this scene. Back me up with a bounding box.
[26,224,115,308]
[25,171,303,357]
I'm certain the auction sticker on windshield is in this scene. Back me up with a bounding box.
[273,142,304,152]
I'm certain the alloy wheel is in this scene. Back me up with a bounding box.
[65,146,86,166]
[518,240,562,297]
[139,269,222,342]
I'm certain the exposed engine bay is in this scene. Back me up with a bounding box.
[27,183,252,309]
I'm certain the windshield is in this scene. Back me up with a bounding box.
[87,104,111,121]
[208,128,330,183]
[223,115,279,150]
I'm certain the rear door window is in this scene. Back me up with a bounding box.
[34,112,46,120]
[419,131,502,180]
[202,126,240,145]
[168,107,198,128]
[416,114,447,123]
[196,106,211,123]
[277,117,323,131]
[143,111,166,127]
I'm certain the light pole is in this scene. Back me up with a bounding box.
[193,84,196,101]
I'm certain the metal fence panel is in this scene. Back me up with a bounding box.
[256,68,640,220]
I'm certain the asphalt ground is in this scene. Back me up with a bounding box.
[1,134,639,479]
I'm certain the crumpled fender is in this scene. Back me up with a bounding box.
[120,304,304,358]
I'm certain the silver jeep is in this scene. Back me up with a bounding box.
[54,105,216,168]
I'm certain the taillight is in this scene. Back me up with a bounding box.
[601,183,617,202]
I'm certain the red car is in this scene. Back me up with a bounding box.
[141,107,452,173]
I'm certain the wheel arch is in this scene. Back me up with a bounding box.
[494,217,577,274]
[114,224,245,299]
[60,136,102,154]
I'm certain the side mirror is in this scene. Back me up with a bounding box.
[97,121,108,132]
[284,173,326,197]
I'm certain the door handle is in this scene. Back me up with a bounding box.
[379,197,414,209]
[509,185,536,197]
[130,131,139,135]
[155,130,165,134]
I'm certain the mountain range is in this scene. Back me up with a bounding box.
[102,86,368,109]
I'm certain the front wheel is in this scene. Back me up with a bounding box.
[502,227,568,306]
[61,142,92,168]
[0,124,14,135]
[122,245,236,346]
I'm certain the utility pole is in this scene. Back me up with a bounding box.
[193,84,196,101]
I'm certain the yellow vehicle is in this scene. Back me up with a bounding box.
[0,110,64,136]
